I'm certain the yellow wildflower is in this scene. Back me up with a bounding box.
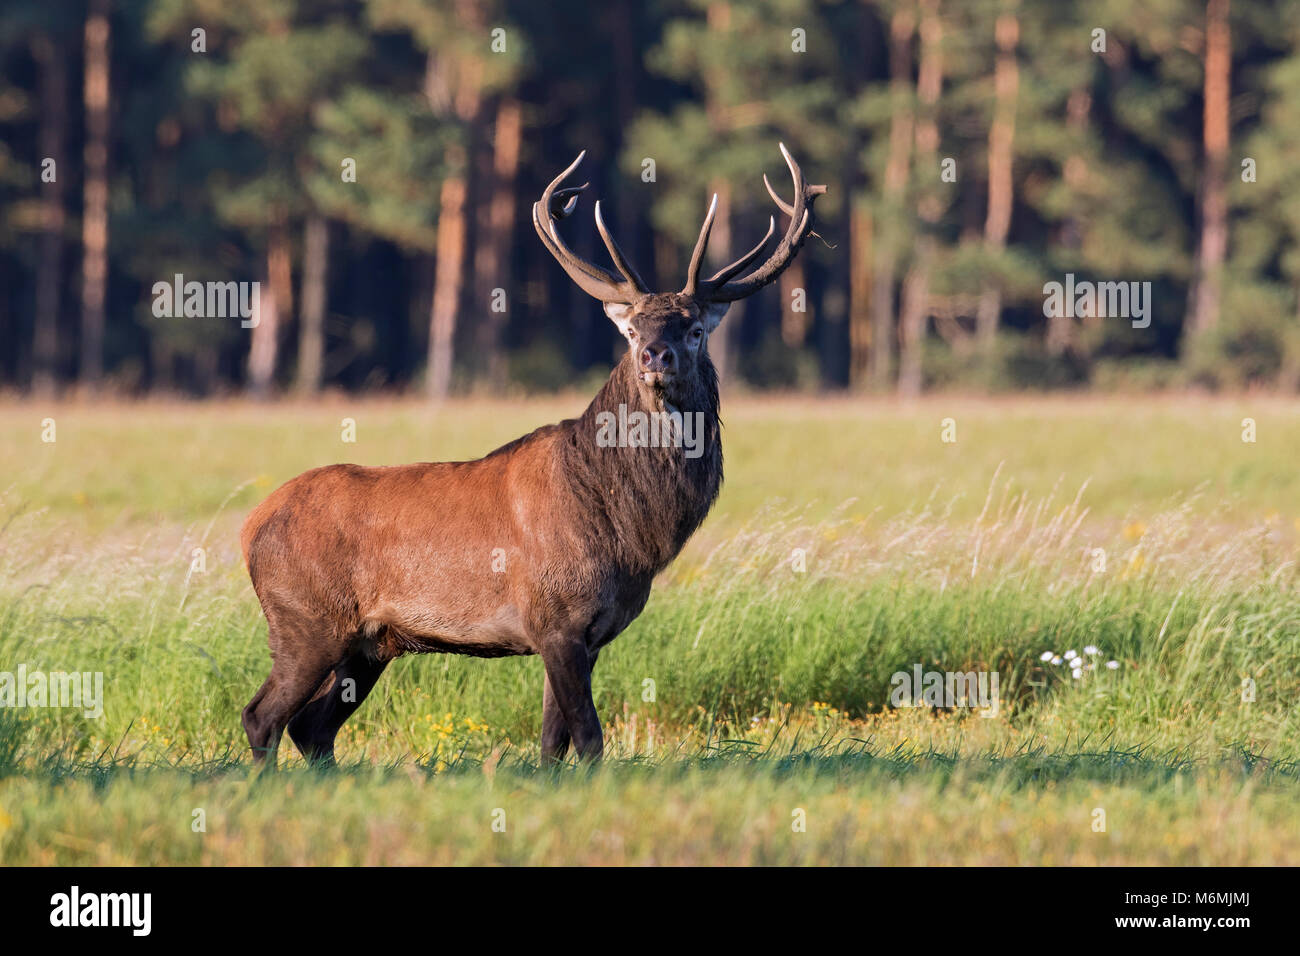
[1122,521,1147,541]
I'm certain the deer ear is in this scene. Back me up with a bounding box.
[700,302,730,333]
[604,302,637,340]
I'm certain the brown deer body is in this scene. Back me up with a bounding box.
[241,145,824,766]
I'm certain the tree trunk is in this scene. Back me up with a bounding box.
[898,0,943,398]
[705,180,735,382]
[248,215,292,397]
[473,97,522,388]
[1186,0,1231,341]
[780,260,810,347]
[247,270,278,399]
[870,6,915,390]
[976,6,1019,351]
[610,0,650,293]
[849,204,872,389]
[1282,288,1300,392]
[32,34,67,398]
[898,245,932,397]
[702,3,739,383]
[423,30,482,401]
[428,147,468,400]
[1049,87,1092,356]
[295,214,329,395]
[79,0,110,391]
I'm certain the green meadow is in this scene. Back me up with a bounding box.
[0,394,1297,864]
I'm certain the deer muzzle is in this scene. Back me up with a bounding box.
[638,342,676,387]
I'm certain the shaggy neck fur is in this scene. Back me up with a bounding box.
[561,349,723,578]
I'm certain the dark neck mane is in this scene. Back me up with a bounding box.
[559,352,723,577]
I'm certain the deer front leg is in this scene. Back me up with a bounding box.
[540,673,571,765]
[540,649,601,766]
[539,637,603,764]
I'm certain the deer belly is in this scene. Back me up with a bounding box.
[360,596,531,660]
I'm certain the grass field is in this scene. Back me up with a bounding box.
[1,392,1298,864]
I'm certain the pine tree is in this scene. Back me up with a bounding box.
[624,0,844,385]
[149,0,367,395]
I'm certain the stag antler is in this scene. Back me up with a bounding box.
[532,151,648,304]
[683,143,827,303]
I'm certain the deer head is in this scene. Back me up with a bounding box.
[533,144,826,411]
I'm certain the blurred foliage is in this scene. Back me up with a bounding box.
[1,0,1298,394]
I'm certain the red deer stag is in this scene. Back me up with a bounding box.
[240,144,825,766]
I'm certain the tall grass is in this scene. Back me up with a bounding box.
[0,476,1296,769]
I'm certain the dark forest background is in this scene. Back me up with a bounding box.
[1,0,1297,398]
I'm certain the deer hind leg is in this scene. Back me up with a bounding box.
[287,648,388,765]
[242,611,345,768]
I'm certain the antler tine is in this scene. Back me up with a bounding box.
[595,201,649,293]
[550,184,588,220]
[533,151,646,304]
[532,199,622,300]
[694,143,827,304]
[762,174,793,216]
[682,194,719,296]
[707,215,775,286]
[538,150,588,219]
[764,172,824,241]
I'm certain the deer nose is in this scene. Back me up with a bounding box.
[639,342,675,373]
